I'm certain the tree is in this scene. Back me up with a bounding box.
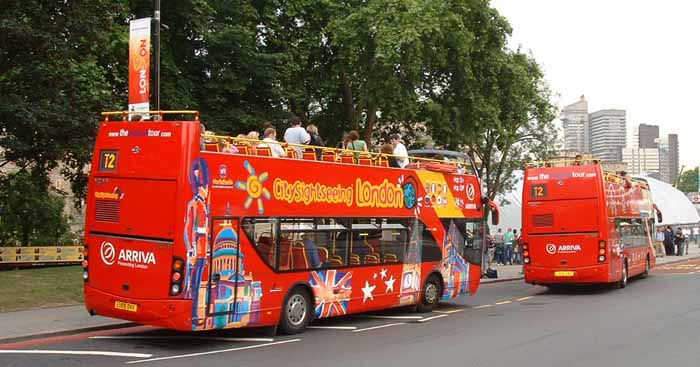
[677,167,699,193]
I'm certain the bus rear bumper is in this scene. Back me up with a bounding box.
[84,286,192,331]
[524,264,610,285]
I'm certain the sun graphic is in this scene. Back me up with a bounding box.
[234,160,271,214]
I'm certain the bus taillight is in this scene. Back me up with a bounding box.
[170,257,185,296]
[82,246,89,282]
[522,243,530,264]
[598,240,606,262]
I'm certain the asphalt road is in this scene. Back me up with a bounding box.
[2,260,700,367]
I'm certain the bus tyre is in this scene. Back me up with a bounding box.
[417,274,442,313]
[618,261,628,289]
[642,256,651,278]
[280,287,312,335]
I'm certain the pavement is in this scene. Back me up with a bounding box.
[3,259,700,366]
[0,241,699,352]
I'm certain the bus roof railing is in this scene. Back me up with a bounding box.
[202,133,474,171]
[101,110,199,121]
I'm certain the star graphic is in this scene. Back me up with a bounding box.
[380,268,388,279]
[384,275,395,293]
[362,281,376,303]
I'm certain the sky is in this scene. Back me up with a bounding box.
[491,0,700,168]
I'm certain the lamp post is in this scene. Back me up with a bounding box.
[153,0,161,118]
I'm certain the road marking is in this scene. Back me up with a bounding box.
[307,326,357,330]
[495,301,512,305]
[473,304,493,309]
[416,314,449,323]
[362,315,423,320]
[126,339,301,364]
[517,296,534,301]
[433,309,464,314]
[352,323,407,333]
[0,350,152,358]
[90,336,274,343]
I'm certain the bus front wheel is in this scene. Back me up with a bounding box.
[417,274,442,313]
[280,287,312,334]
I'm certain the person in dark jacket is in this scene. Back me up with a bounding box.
[675,227,686,256]
[663,225,675,256]
[306,124,325,160]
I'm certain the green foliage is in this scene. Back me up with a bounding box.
[0,0,556,203]
[677,167,699,193]
[0,171,71,246]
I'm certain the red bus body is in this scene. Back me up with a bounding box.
[83,117,490,331]
[522,164,657,286]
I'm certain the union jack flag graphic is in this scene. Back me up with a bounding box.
[309,270,353,318]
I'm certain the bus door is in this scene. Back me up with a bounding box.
[207,217,244,328]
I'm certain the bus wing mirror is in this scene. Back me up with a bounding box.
[653,204,663,223]
[486,200,500,226]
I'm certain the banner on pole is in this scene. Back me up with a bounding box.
[128,18,151,119]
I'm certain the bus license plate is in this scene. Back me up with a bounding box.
[114,301,138,312]
[554,271,575,277]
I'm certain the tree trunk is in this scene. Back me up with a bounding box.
[362,104,377,143]
[339,72,356,129]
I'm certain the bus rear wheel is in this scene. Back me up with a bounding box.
[642,256,651,278]
[279,287,312,335]
[618,261,628,289]
[417,274,442,313]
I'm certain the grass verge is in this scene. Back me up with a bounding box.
[0,266,83,312]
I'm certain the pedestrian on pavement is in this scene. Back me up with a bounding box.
[283,116,310,158]
[513,229,522,264]
[693,227,700,245]
[493,228,505,265]
[654,227,665,258]
[390,134,409,168]
[664,226,675,256]
[504,227,515,265]
[675,227,686,256]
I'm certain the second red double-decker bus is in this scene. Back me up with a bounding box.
[521,161,662,288]
[82,111,499,334]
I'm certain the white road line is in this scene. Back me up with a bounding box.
[362,315,423,320]
[0,350,152,358]
[352,323,407,333]
[307,326,357,330]
[517,296,534,301]
[416,314,449,323]
[433,309,464,314]
[90,336,274,343]
[473,304,493,309]
[495,301,512,305]
[126,339,301,364]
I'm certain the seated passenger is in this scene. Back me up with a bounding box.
[573,154,583,166]
[257,128,286,158]
[380,144,400,168]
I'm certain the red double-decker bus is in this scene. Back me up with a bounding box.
[83,111,498,334]
[521,161,661,289]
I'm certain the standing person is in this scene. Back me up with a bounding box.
[493,228,505,265]
[654,227,665,258]
[513,229,522,265]
[306,124,325,160]
[347,130,368,160]
[380,144,400,167]
[693,227,700,245]
[258,128,286,158]
[283,116,310,158]
[390,134,409,168]
[663,226,675,256]
[674,227,685,256]
[504,228,514,265]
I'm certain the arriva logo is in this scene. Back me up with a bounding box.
[100,241,116,265]
[118,249,157,265]
[466,183,475,201]
[546,243,557,254]
[545,244,582,255]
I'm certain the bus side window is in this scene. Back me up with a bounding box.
[421,223,443,262]
[379,219,409,264]
[242,218,277,270]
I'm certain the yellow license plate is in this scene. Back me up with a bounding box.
[114,301,138,312]
[554,271,575,277]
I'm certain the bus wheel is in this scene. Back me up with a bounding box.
[280,287,312,335]
[417,274,442,313]
[618,261,628,289]
[642,256,651,278]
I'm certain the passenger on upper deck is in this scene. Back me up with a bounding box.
[573,154,583,166]
[258,128,286,158]
[380,144,400,168]
[390,134,409,168]
[284,117,310,158]
[347,130,368,160]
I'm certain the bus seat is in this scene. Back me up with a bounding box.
[327,257,343,267]
[364,254,379,265]
[286,148,298,159]
[384,253,398,263]
[375,156,389,167]
[349,254,360,266]
[358,153,373,165]
[204,142,219,152]
[318,247,328,264]
[256,145,272,157]
[235,143,252,155]
[340,153,355,164]
[322,150,337,162]
[257,236,275,265]
[302,149,317,161]
[291,246,309,270]
[279,240,292,271]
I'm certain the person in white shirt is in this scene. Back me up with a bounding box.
[390,134,409,168]
[258,128,286,158]
[283,117,310,158]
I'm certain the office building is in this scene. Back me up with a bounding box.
[658,134,680,184]
[636,124,659,149]
[622,148,660,178]
[589,109,626,163]
[560,96,589,153]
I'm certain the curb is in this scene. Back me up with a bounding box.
[0,322,136,346]
[482,276,524,284]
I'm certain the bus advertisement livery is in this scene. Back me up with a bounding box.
[521,161,662,288]
[83,111,499,334]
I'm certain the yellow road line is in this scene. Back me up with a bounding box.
[495,301,512,305]
[473,304,493,309]
[517,296,534,301]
